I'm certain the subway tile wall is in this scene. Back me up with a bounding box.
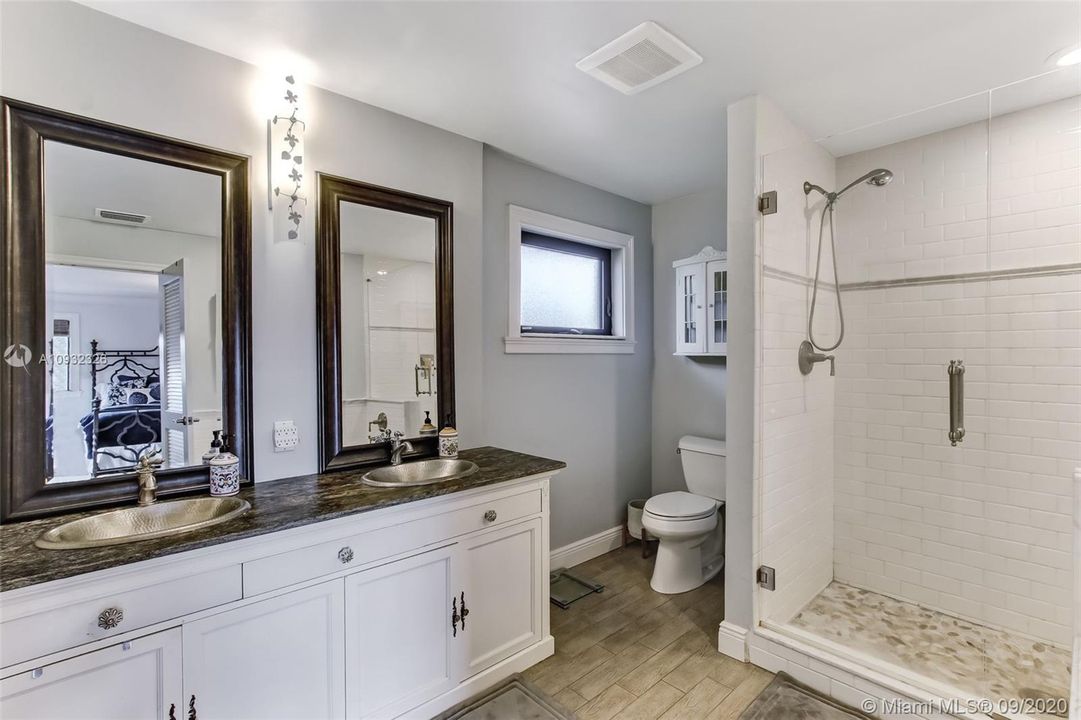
[832,94,1080,646]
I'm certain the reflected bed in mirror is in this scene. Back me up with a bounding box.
[1,99,252,520]
[317,174,454,472]
[44,142,223,484]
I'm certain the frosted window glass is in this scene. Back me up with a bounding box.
[521,245,602,330]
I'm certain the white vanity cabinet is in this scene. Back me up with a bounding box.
[674,246,728,356]
[182,580,346,720]
[0,628,182,720]
[345,545,458,719]
[0,473,556,720]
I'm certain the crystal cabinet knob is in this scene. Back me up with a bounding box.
[483,510,497,523]
[338,546,354,564]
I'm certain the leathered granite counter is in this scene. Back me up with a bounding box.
[0,447,564,594]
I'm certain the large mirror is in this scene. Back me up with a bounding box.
[317,174,454,472]
[2,99,252,520]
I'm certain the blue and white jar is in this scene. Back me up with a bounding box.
[209,451,240,496]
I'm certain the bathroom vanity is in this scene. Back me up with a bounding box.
[0,447,563,720]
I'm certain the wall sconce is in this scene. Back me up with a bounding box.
[267,74,306,240]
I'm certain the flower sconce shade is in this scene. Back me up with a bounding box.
[268,75,306,240]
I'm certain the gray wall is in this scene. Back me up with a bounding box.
[0,0,485,482]
[482,148,654,549]
[650,188,727,495]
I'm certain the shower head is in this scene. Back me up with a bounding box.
[835,167,894,198]
[865,168,893,187]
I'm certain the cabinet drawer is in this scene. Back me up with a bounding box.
[244,489,542,597]
[0,565,241,669]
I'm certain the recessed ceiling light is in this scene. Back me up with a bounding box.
[1049,43,1081,67]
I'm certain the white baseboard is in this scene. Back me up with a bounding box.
[550,526,624,570]
[717,620,748,661]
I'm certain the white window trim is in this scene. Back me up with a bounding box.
[506,205,635,355]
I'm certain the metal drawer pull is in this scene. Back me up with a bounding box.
[338,546,354,564]
[460,591,469,629]
[483,510,497,522]
[451,596,460,636]
[947,359,965,446]
[97,607,124,630]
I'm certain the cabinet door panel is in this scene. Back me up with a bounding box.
[344,545,458,720]
[675,264,706,354]
[0,627,181,720]
[182,580,345,720]
[705,259,728,354]
[461,518,542,677]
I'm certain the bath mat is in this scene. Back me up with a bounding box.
[740,672,875,720]
[433,674,576,720]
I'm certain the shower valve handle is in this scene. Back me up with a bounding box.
[797,340,835,377]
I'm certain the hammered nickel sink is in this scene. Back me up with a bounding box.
[35,497,251,550]
[361,458,479,488]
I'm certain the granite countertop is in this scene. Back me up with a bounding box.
[0,447,564,594]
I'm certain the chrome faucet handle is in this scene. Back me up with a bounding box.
[137,453,163,471]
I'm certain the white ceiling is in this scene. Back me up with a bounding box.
[45,141,222,237]
[341,202,435,263]
[83,1,1080,204]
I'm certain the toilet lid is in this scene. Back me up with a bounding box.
[645,491,717,520]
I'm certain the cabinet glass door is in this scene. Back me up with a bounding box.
[706,260,728,354]
[675,264,706,354]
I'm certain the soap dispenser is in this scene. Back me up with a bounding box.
[202,429,223,464]
[419,411,437,436]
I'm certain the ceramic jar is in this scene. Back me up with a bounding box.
[209,450,240,496]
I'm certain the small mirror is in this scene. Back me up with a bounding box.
[44,142,223,483]
[317,174,454,472]
[339,203,437,446]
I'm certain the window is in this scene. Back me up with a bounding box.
[506,206,635,354]
[520,232,612,336]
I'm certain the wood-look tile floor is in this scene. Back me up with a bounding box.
[524,545,774,720]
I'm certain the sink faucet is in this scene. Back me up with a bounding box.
[136,454,163,506]
[389,432,414,466]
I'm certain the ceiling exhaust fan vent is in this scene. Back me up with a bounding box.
[576,21,702,95]
[94,208,150,226]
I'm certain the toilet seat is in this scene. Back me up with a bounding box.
[644,491,717,521]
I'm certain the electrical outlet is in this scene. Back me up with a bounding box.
[273,420,299,452]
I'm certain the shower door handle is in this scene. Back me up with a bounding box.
[948,360,965,446]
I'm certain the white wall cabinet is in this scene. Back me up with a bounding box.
[0,475,556,720]
[673,246,727,356]
[0,628,181,720]
[183,580,346,720]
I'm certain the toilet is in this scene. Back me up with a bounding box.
[642,435,726,594]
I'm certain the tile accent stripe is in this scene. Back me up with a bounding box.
[762,262,1081,291]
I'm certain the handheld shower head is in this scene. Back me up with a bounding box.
[866,168,893,187]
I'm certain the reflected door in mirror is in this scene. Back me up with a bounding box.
[43,141,223,484]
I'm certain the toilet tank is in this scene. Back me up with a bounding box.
[679,435,726,501]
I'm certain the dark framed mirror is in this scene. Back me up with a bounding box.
[316,173,454,472]
[1,98,253,521]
